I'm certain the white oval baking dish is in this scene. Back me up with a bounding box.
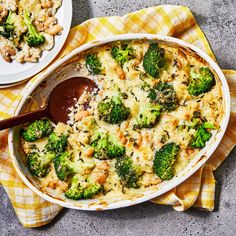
[8,34,231,210]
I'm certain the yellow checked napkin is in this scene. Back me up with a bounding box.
[0,5,236,227]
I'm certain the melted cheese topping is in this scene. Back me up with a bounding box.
[22,40,224,203]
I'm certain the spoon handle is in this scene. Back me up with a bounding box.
[0,107,48,131]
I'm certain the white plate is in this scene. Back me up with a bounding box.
[0,80,28,88]
[0,0,72,85]
[9,34,231,211]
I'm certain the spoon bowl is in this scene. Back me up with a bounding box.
[0,77,97,130]
[47,77,97,123]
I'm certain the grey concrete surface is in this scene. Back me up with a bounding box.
[1,0,236,235]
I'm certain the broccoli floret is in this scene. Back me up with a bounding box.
[53,151,95,181]
[111,43,135,66]
[23,10,45,47]
[186,112,203,130]
[85,53,102,75]
[82,183,103,199]
[178,111,216,148]
[65,175,84,200]
[65,174,103,200]
[133,103,162,129]
[0,10,14,39]
[187,67,215,96]
[22,119,53,142]
[189,122,216,148]
[148,82,178,111]
[27,151,55,178]
[143,43,166,78]
[153,142,180,180]
[90,132,125,160]
[98,96,130,124]
[115,155,142,188]
[45,132,68,153]
[187,118,202,130]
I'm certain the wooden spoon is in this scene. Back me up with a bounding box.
[0,77,97,130]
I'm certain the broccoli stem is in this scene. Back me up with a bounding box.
[23,10,45,47]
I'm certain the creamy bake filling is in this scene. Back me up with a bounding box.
[21,40,223,202]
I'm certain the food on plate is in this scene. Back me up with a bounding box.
[21,39,223,203]
[0,0,63,63]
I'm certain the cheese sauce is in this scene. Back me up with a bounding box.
[22,40,224,202]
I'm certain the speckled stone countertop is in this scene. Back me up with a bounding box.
[0,1,236,235]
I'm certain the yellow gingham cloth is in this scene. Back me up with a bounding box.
[0,5,236,227]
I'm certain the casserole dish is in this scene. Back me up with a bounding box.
[8,34,230,210]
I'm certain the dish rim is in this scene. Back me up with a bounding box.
[8,33,231,211]
[0,0,73,85]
